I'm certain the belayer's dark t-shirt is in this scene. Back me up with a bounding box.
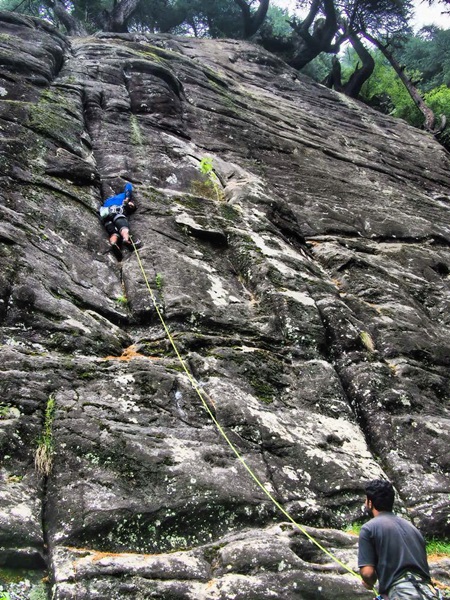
[358,512,430,594]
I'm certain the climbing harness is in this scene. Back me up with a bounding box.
[387,573,443,600]
[130,240,368,588]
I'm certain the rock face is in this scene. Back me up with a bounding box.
[0,11,449,600]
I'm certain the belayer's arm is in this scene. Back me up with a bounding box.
[360,565,377,589]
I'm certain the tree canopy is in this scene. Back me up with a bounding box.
[340,27,450,141]
[0,0,269,37]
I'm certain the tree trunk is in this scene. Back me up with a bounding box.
[233,0,270,38]
[364,32,437,132]
[286,0,339,69]
[103,0,142,32]
[323,55,343,92]
[43,0,141,35]
[46,0,87,36]
[342,32,374,98]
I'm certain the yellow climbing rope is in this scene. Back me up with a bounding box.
[131,241,364,584]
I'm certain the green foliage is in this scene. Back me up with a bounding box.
[115,294,128,305]
[0,404,20,420]
[0,404,10,419]
[196,156,224,201]
[129,0,188,34]
[155,272,164,291]
[0,0,246,37]
[353,39,450,149]
[128,0,245,37]
[199,156,214,175]
[301,53,333,82]
[130,115,143,146]
[6,474,23,483]
[35,394,56,477]
[348,0,413,40]
[0,573,48,600]
[174,0,243,38]
[426,538,450,557]
[369,28,450,149]
[0,0,51,20]
[264,4,292,38]
[29,584,48,600]
[345,521,363,535]
[424,85,450,145]
[397,28,450,92]
[71,0,110,33]
[356,48,423,125]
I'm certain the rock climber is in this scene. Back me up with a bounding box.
[358,479,442,600]
[99,182,141,261]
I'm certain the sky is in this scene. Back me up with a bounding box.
[271,0,450,31]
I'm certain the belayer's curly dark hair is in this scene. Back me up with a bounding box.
[365,479,395,511]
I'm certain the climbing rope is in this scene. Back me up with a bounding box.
[130,240,365,585]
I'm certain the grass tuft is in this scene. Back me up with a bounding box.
[155,272,163,291]
[360,330,375,352]
[35,395,56,477]
[427,539,450,558]
[344,521,363,536]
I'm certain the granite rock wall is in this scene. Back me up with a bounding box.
[0,11,449,599]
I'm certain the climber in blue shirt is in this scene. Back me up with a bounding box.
[99,182,141,260]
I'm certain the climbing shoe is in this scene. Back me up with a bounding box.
[124,238,142,251]
[110,242,123,261]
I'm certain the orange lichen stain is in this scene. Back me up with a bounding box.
[431,577,450,592]
[65,546,92,555]
[103,345,160,362]
[306,239,321,246]
[91,550,145,563]
[365,302,383,314]
[429,554,450,563]
[345,530,359,537]
[65,546,161,562]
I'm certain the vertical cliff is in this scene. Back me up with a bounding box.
[0,11,449,599]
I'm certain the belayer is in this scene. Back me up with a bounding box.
[99,182,141,261]
[358,479,442,600]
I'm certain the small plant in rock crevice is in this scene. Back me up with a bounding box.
[360,330,375,352]
[155,272,164,292]
[0,404,10,419]
[196,156,224,202]
[344,521,363,535]
[115,294,128,305]
[130,114,143,146]
[154,272,165,311]
[35,394,56,477]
